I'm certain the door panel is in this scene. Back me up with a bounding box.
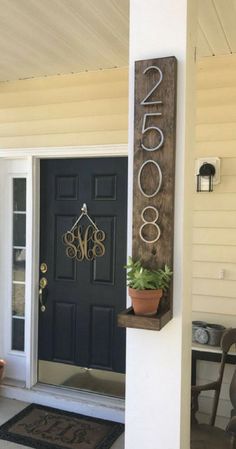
[90,305,114,369]
[54,215,77,281]
[39,157,127,373]
[92,216,116,284]
[53,302,76,364]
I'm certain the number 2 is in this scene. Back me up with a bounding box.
[140,66,163,106]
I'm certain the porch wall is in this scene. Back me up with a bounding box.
[0,67,128,149]
[194,53,236,427]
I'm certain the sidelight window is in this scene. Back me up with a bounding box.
[11,178,26,352]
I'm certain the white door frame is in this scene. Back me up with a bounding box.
[0,144,128,390]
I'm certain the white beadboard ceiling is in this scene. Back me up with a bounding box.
[0,0,235,82]
[0,0,129,82]
[197,0,236,58]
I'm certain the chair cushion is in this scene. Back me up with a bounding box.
[191,424,234,449]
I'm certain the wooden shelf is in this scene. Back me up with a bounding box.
[117,307,172,331]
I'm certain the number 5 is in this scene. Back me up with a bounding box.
[141,113,164,151]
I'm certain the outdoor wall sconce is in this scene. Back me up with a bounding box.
[195,157,220,192]
[197,162,215,192]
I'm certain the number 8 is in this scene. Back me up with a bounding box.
[139,206,161,244]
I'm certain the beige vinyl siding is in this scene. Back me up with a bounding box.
[193,54,236,428]
[193,54,236,325]
[0,67,128,148]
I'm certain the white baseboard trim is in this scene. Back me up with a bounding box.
[0,382,125,423]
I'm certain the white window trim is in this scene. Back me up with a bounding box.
[1,161,29,381]
[10,174,27,356]
[0,144,128,159]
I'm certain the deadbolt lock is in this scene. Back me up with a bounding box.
[40,262,48,274]
[39,277,48,289]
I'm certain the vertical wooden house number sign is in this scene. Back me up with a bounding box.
[133,57,177,280]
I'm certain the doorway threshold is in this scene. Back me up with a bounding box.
[39,361,125,398]
[0,380,125,423]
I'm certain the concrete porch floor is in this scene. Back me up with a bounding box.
[0,397,124,449]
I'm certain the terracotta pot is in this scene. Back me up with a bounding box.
[128,287,163,316]
[0,360,6,382]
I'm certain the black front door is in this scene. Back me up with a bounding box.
[38,157,127,373]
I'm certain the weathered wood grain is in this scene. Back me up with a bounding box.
[132,57,177,272]
[132,57,177,323]
[117,307,172,331]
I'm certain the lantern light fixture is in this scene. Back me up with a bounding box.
[195,157,220,192]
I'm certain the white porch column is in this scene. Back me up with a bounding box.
[125,1,197,449]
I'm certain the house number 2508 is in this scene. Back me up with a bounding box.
[140,66,164,152]
[138,65,164,244]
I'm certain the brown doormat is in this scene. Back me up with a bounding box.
[0,404,124,449]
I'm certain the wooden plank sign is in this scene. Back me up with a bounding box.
[132,56,177,275]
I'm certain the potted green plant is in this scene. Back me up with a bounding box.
[126,257,173,316]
